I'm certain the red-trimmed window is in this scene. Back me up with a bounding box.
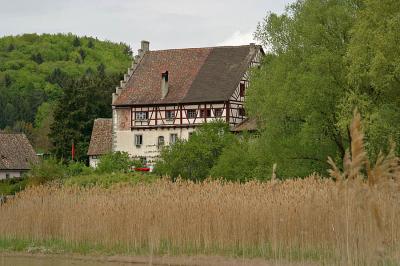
[214,108,223,117]
[165,110,175,120]
[187,109,197,118]
[200,109,211,118]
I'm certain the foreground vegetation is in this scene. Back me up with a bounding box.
[1,113,399,265]
[0,176,398,264]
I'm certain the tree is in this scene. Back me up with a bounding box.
[154,121,234,181]
[79,48,86,61]
[343,0,400,158]
[247,0,360,177]
[73,36,81,47]
[31,53,44,64]
[97,63,106,77]
[88,39,95,48]
[49,73,120,161]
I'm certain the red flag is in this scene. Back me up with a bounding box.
[71,140,75,161]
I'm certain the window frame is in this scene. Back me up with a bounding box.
[135,111,148,121]
[187,109,197,119]
[170,133,178,144]
[200,109,211,118]
[134,134,143,146]
[158,136,165,149]
[214,108,223,117]
[239,83,246,97]
[165,110,175,120]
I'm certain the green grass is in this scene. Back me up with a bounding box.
[0,237,335,263]
[62,172,158,188]
[0,179,27,195]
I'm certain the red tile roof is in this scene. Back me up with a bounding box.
[113,45,261,106]
[0,133,39,170]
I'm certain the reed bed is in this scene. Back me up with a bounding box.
[0,176,399,264]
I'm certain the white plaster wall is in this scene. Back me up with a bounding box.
[0,171,22,180]
[114,127,195,163]
[89,156,100,168]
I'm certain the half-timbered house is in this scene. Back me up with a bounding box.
[89,41,263,166]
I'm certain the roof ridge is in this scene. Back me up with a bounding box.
[150,44,254,53]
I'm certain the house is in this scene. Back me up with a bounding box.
[0,133,39,179]
[87,118,112,167]
[89,40,263,167]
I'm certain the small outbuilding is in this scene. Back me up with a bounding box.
[87,118,112,168]
[231,118,258,133]
[0,133,39,180]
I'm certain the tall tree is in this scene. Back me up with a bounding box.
[344,0,400,157]
[49,73,121,161]
[247,0,360,177]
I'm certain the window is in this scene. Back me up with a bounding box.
[239,83,246,97]
[5,173,10,179]
[158,136,165,148]
[170,133,178,144]
[134,134,143,146]
[239,108,246,116]
[188,132,194,138]
[187,109,197,118]
[165,110,175,120]
[214,108,223,117]
[200,109,211,118]
[135,111,148,121]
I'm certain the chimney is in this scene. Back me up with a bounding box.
[141,40,150,52]
[161,71,169,99]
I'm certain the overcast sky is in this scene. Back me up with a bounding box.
[0,0,294,51]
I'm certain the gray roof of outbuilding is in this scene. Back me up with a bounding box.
[87,118,113,156]
[0,133,39,170]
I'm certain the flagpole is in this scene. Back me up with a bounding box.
[71,140,75,161]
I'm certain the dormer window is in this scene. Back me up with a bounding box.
[135,111,148,121]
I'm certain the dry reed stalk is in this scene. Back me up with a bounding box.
[0,176,399,264]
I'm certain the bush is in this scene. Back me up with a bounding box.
[96,151,134,173]
[154,121,234,181]
[211,135,260,182]
[63,172,157,188]
[66,161,93,176]
[28,157,67,185]
[0,178,28,195]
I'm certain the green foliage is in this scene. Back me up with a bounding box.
[344,0,400,158]
[0,179,28,195]
[154,121,234,181]
[49,73,120,161]
[248,0,360,177]
[0,33,131,132]
[96,152,134,174]
[28,158,67,185]
[66,161,93,176]
[247,0,399,178]
[64,172,157,188]
[211,135,260,182]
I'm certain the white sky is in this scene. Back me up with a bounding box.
[0,0,295,51]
